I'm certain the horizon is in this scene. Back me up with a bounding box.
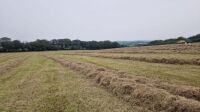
[2,33,198,42]
[1,36,153,42]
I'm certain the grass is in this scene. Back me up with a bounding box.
[72,52,200,60]
[0,43,200,111]
[99,42,200,54]
[0,54,140,112]
[47,54,200,112]
[57,54,200,87]
[0,53,22,65]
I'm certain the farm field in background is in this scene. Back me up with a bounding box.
[0,43,200,112]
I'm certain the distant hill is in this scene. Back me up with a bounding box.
[117,41,150,47]
[148,34,200,46]
[117,34,200,47]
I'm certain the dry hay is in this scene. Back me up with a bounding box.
[155,83,200,101]
[0,56,30,75]
[99,43,200,54]
[66,53,200,66]
[47,56,200,112]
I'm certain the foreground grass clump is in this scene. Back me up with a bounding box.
[0,54,139,112]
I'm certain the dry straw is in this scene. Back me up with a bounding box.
[47,56,200,112]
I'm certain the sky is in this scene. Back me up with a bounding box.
[0,0,200,41]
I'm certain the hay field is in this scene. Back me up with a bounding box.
[0,43,200,112]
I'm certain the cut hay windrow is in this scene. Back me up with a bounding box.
[155,83,200,102]
[99,43,200,54]
[0,54,24,64]
[0,55,30,75]
[65,53,200,66]
[47,56,200,112]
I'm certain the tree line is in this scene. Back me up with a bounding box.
[148,34,200,45]
[0,37,122,52]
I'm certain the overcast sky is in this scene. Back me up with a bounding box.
[0,0,200,41]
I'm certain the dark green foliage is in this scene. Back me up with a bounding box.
[148,40,164,45]
[163,39,177,44]
[0,37,11,42]
[28,39,57,51]
[0,37,121,52]
[148,39,178,45]
[177,36,186,41]
[188,34,200,42]
[148,34,200,45]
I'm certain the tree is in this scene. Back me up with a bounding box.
[111,42,121,48]
[57,39,71,49]
[177,36,186,41]
[148,40,163,45]
[12,40,24,51]
[28,39,52,51]
[1,42,13,51]
[0,37,122,52]
[188,34,200,42]
[0,37,11,42]
[86,41,100,50]
[71,40,81,50]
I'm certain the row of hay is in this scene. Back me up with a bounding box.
[120,56,200,65]
[67,53,200,66]
[99,43,200,54]
[0,55,30,75]
[47,56,200,112]
[67,53,200,102]
[0,54,23,64]
[155,83,200,102]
